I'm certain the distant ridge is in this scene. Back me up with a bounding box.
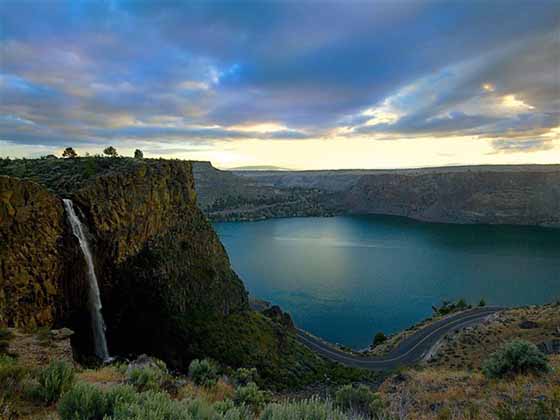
[228,165,292,171]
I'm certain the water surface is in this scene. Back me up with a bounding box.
[215,216,560,349]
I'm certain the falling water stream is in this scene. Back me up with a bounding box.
[63,199,110,361]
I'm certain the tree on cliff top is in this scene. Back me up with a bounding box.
[62,147,77,159]
[134,149,144,159]
[103,146,118,157]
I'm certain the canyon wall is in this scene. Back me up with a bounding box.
[196,163,560,226]
[343,170,560,226]
[0,176,86,330]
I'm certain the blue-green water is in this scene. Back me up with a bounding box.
[215,216,560,349]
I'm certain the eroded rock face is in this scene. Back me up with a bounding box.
[344,171,560,226]
[199,164,560,226]
[1,161,248,368]
[0,177,68,328]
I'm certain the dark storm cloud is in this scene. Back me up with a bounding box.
[0,0,558,149]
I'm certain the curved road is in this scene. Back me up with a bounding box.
[297,307,502,370]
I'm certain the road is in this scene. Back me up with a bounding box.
[296,307,501,370]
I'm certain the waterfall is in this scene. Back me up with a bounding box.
[63,199,110,361]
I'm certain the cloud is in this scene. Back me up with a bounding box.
[0,0,558,152]
[490,138,555,153]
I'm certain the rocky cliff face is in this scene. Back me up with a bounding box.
[198,164,560,226]
[343,170,560,226]
[0,176,87,330]
[0,160,248,366]
[69,161,248,364]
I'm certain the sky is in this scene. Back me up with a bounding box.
[0,0,559,169]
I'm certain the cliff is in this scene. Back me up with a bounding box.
[192,162,330,221]
[69,160,249,364]
[0,176,86,330]
[198,164,560,226]
[343,169,560,226]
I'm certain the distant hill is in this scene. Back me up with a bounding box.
[227,165,292,171]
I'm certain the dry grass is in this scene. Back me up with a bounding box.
[177,378,235,403]
[428,303,560,370]
[77,365,125,389]
[379,355,560,419]
[5,329,75,370]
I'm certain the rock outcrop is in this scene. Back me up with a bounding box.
[0,176,86,329]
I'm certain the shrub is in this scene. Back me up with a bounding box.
[233,382,270,413]
[0,355,28,399]
[334,384,383,417]
[58,382,107,420]
[127,366,166,392]
[260,397,349,420]
[33,360,75,404]
[213,398,236,414]
[433,299,472,316]
[372,332,387,347]
[182,397,220,419]
[188,358,219,387]
[482,339,550,378]
[109,390,192,420]
[232,367,258,386]
[222,405,253,420]
[104,385,139,414]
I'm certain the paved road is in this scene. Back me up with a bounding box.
[296,307,502,370]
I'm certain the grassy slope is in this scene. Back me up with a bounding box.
[377,303,560,419]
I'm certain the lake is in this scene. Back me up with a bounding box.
[214,215,560,349]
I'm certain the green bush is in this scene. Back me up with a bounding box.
[127,366,167,392]
[372,332,387,347]
[0,355,29,399]
[188,358,219,387]
[58,382,108,420]
[433,299,472,316]
[233,382,270,413]
[482,339,550,378]
[33,360,75,404]
[232,367,258,386]
[213,398,235,413]
[108,390,192,420]
[104,385,139,414]
[182,397,221,419]
[334,384,383,417]
[260,397,350,420]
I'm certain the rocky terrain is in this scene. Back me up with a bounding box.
[194,163,560,226]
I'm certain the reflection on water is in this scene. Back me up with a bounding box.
[215,215,560,349]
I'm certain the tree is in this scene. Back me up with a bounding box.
[62,147,77,159]
[372,332,387,347]
[134,149,144,159]
[103,146,118,157]
[479,298,486,307]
